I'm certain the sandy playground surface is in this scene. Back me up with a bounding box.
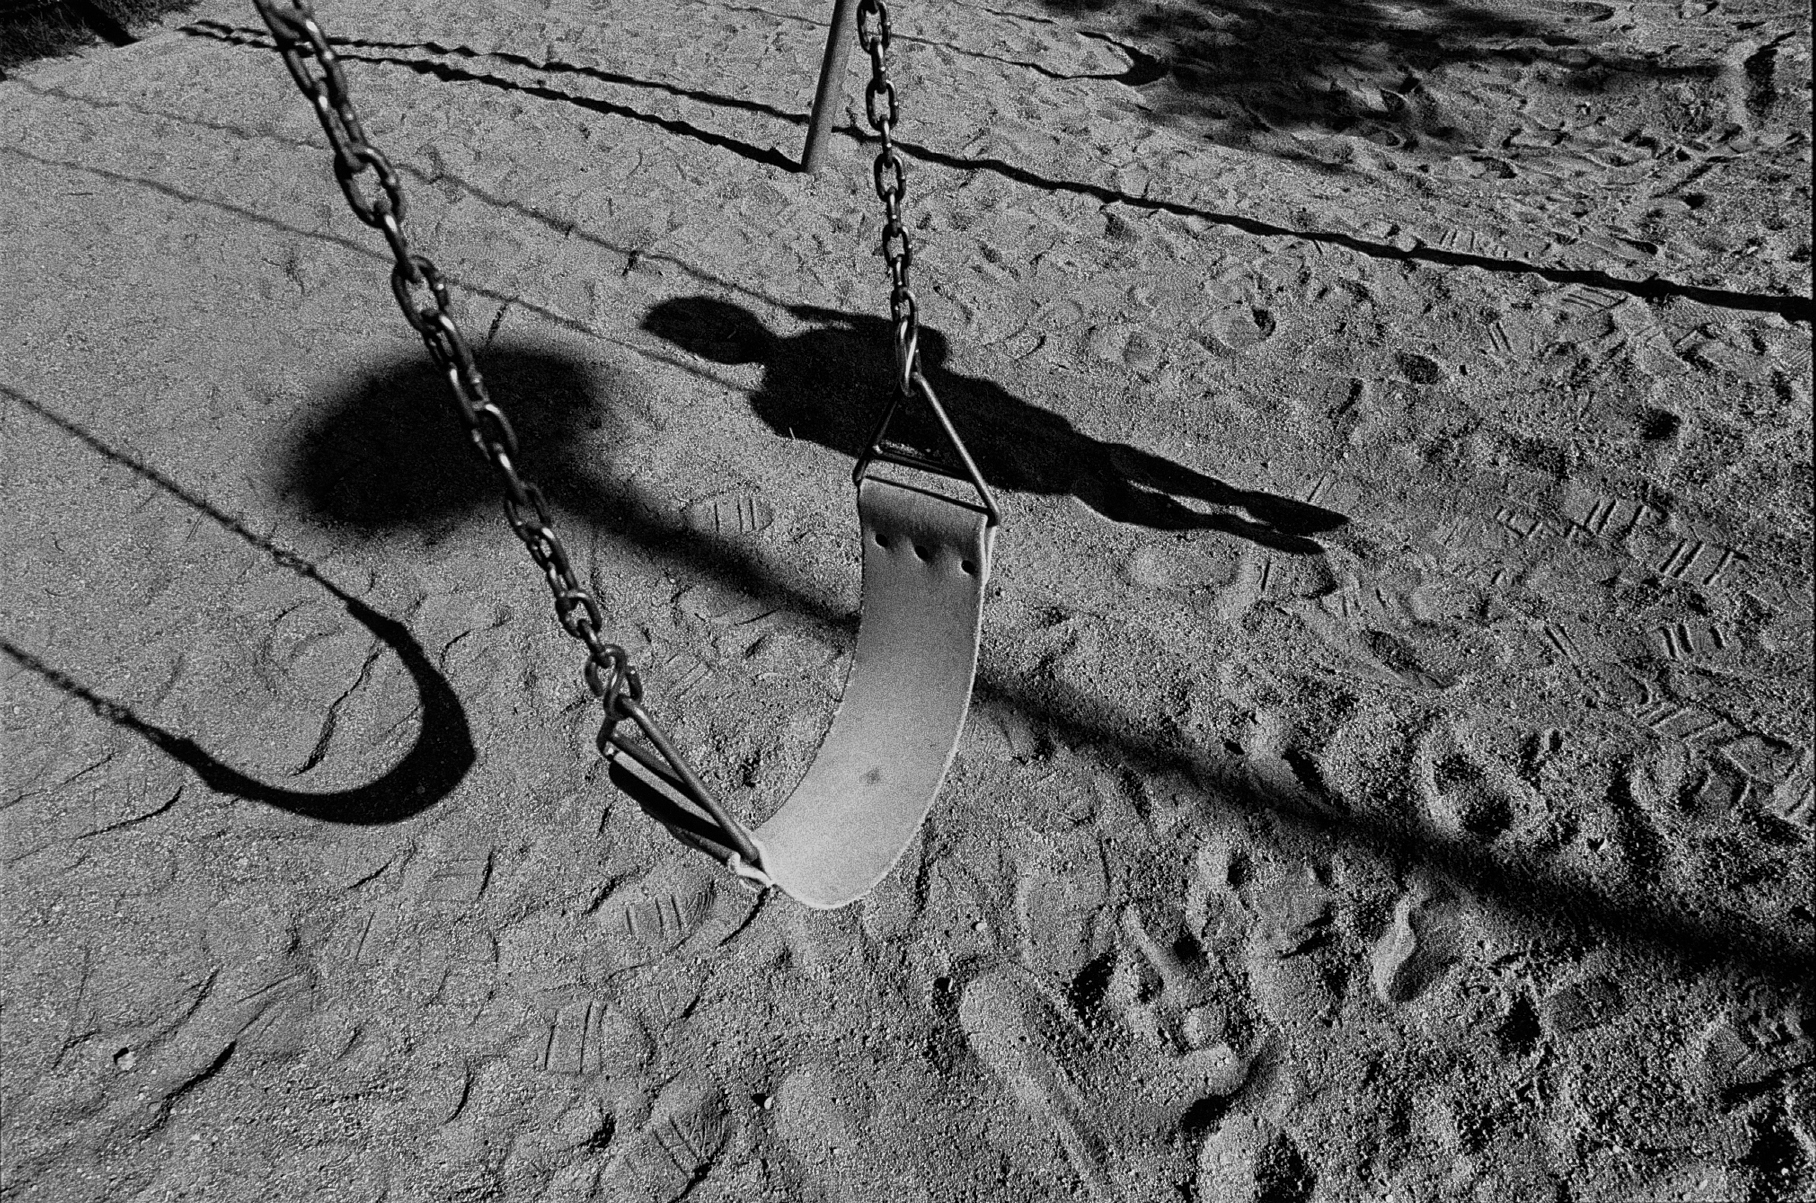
[1,0,1812,1198]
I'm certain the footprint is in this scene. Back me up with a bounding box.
[421,844,493,909]
[1652,619,1736,665]
[1116,904,1259,1096]
[1233,867,1334,960]
[1611,744,1687,886]
[1120,538,1261,625]
[587,863,728,977]
[675,581,776,630]
[1196,1113,1316,1203]
[1174,851,1342,1034]
[681,491,775,538]
[1119,903,1213,1023]
[1547,283,1627,326]
[1763,757,1814,834]
[1293,597,1459,692]
[1560,488,1660,547]
[1414,721,1549,846]
[1011,828,1111,984]
[1540,972,1626,1035]
[1484,314,1535,361]
[1715,731,1805,787]
[1236,747,1337,822]
[1628,695,1738,747]
[1647,533,1744,592]
[1369,881,1470,1005]
[594,1077,732,1203]
[959,966,1157,1201]
[1204,306,1278,354]
[532,997,651,1078]
[971,702,1044,762]
[1136,766,1213,837]
[1122,328,1165,374]
[1681,758,1754,823]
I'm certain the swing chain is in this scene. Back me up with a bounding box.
[855,0,919,397]
[251,0,639,713]
[846,0,1000,526]
[256,1,404,232]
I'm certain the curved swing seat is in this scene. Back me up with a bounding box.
[756,475,994,907]
[605,474,995,909]
[248,0,996,912]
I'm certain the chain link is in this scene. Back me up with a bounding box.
[252,0,639,714]
[855,0,922,398]
[846,4,1001,526]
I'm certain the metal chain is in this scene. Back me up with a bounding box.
[251,0,641,715]
[855,0,921,397]
[846,2,1002,526]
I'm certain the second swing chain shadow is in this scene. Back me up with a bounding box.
[3,385,472,826]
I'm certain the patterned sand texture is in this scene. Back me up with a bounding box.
[1,0,1811,1198]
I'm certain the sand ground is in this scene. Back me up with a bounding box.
[1,0,1811,1199]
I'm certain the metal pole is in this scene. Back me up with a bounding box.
[801,0,858,173]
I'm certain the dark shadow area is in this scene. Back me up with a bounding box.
[644,296,1347,549]
[1009,0,1718,153]
[260,341,1811,992]
[2,385,472,824]
[0,0,163,78]
[604,748,741,865]
[278,345,656,536]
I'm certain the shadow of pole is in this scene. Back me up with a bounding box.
[973,677,1816,992]
[265,337,1811,992]
[21,60,1807,323]
[877,129,1813,322]
[581,466,1812,988]
[2,385,473,825]
[181,20,798,171]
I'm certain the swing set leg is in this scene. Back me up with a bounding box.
[802,0,858,173]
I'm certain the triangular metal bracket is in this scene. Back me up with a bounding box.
[599,698,765,874]
[852,369,1001,526]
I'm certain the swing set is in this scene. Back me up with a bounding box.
[251,0,1000,909]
